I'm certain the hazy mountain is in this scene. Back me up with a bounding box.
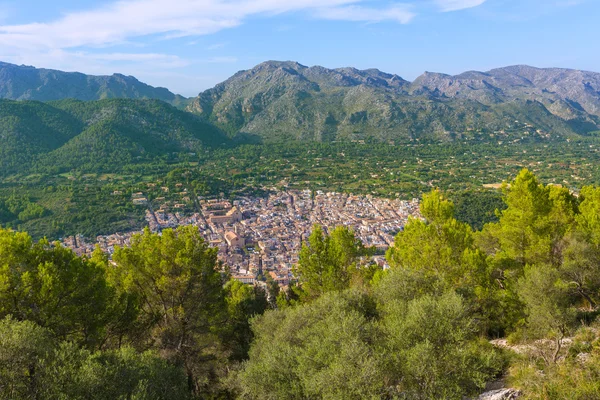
[0,62,190,107]
[410,65,600,125]
[187,61,600,142]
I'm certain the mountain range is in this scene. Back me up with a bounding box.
[1,60,600,151]
[187,61,600,141]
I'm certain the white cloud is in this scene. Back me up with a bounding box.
[316,5,415,23]
[0,0,403,52]
[0,0,482,94]
[0,0,421,89]
[434,0,486,12]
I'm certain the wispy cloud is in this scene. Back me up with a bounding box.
[0,0,405,52]
[315,5,415,23]
[203,56,238,63]
[0,0,422,80]
[0,0,486,94]
[207,42,227,50]
[434,0,487,12]
[89,52,188,65]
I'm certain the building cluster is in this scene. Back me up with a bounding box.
[60,190,421,289]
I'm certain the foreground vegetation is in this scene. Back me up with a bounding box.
[2,169,600,398]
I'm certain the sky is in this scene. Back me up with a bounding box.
[0,0,597,97]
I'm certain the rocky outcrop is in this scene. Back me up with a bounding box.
[477,388,521,400]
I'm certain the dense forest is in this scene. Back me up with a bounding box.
[2,169,600,399]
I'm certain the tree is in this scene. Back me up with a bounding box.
[265,274,280,307]
[517,264,577,364]
[387,190,476,284]
[0,229,114,346]
[477,169,577,271]
[238,285,504,400]
[386,190,510,334]
[559,186,600,309]
[112,226,226,395]
[0,316,53,399]
[560,232,600,309]
[237,290,385,400]
[0,316,190,400]
[294,225,370,299]
[42,343,191,400]
[472,171,580,334]
[223,280,267,361]
[380,291,504,399]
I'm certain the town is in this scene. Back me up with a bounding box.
[61,189,421,289]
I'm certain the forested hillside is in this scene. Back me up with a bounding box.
[3,170,600,399]
[0,98,229,175]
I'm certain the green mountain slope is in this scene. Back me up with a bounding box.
[44,99,228,172]
[0,61,190,107]
[0,98,229,176]
[0,100,83,172]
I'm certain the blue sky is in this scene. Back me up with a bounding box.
[0,0,596,96]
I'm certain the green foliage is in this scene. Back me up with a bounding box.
[0,194,48,224]
[0,316,54,399]
[450,189,506,231]
[4,134,600,240]
[0,316,190,400]
[237,284,504,399]
[237,290,387,400]
[7,163,600,398]
[380,291,505,399]
[517,264,577,363]
[387,190,474,279]
[477,169,577,270]
[294,225,372,299]
[0,98,228,176]
[42,343,191,400]
[385,190,512,334]
[112,226,228,394]
[0,229,115,346]
[223,280,268,361]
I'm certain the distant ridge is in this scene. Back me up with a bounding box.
[0,61,190,107]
